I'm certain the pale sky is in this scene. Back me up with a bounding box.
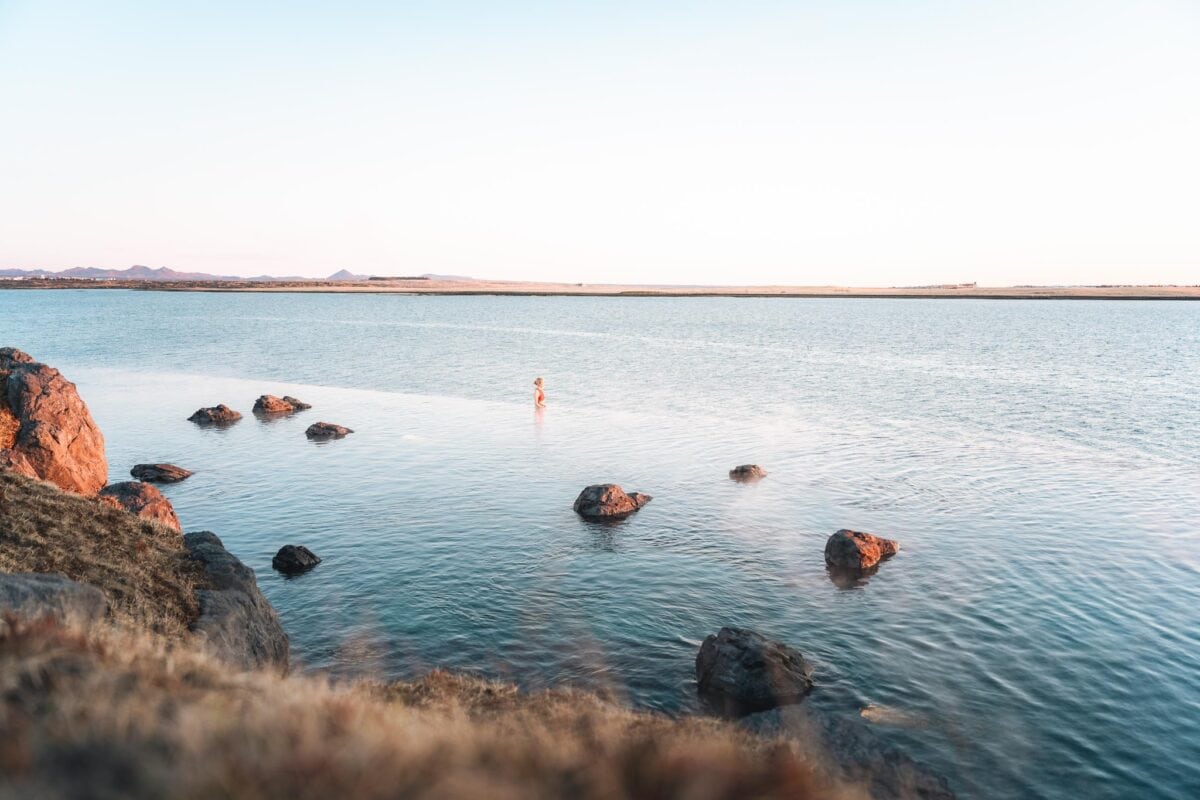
[1,0,1197,285]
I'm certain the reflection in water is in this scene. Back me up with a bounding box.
[826,565,879,590]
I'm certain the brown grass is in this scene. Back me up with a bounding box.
[0,470,204,638]
[0,615,867,800]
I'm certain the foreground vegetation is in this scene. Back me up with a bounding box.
[0,615,869,799]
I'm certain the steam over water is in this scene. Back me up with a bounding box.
[4,290,1198,799]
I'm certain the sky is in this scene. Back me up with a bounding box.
[1,1,1197,285]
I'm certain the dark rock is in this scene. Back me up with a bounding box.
[130,463,192,483]
[824,529,899,570]
[729,464,767,481]
[305,421,353,439]
[0,347,108,495]
[572,484,652,520]
[188,404,242,426]
[99,481,182,531]
[0,572,109,623]
[183,531,289,672]
[695,626,813,714]
[272,545,321,574]
[253,394,311,415]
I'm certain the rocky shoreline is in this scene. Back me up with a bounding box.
[0,346,950,799]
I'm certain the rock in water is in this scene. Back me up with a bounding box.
[729,464,767,481]
[824,529,900,570]
[253,394,312,415]
[130,463,193,483]
[572,484,652,520]
[188,404,242,426]
[0,572,109,623]
[0,347,108,495]
[305,421,353,439]
[99,481,182,531]
[183,531,289,671]
[696,626,814,714]
[272,545,321,574]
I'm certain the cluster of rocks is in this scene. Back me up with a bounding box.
[0,347,292,671]
[187,395,353,442]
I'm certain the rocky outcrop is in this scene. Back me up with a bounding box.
[572,484,652,520]
[729,464,767,481]
[272,545,321,575]
[130,463,192,483]
[188,405,242,426]
[0,572,109,623]
[253,395,311,415]
[695,626,813,714]
[824,529,899,570]
[98,481,182,531]
[183,531,289,672]
[305,422,353,439]
[0,347,107,495]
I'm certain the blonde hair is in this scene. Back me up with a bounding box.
[533,377,544,387]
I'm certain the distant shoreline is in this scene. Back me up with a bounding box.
[3,277,1199,300]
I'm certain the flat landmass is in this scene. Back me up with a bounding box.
[3,276,1198,299]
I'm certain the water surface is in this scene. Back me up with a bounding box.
[4,290,1199,800]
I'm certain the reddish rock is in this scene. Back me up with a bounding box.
[572,484,652,520]
[99,481,182,531]
[305,422,353,439]
[188,405,242,426]
[253,395,311,415]
[0,347,108,495]
[729,464,767,481]
[824,529,899,570]
[130,463,192,483]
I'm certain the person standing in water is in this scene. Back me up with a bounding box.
[533,377,546,408]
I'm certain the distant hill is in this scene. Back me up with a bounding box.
[326,269,369,281]
[0,266,476,283]
[0,265,306,282]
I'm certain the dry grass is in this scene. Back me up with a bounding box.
[0,470,204,638]
[0,615,867,800]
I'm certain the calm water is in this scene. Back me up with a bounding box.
[4,289,1199,799]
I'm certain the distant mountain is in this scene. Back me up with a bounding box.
[0,265,475,283]
[0,265,306,282]
[326,269,369,281]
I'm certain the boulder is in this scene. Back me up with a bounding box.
[824,529,899,570]
[253,394,311,415]
[0,347,108,495]
[572,484,652,520]
[695,626,813,714]
[729,464,767,481]
[98,481,182,531]
[183,531,289,672]
[305,421,353,439]
[130,463,192,483]
[272,545,321,574]
[0,572,109,623]
[188,405,242,426]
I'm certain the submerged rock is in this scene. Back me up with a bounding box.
[305,421,353,439]
[183,531,289,672]
[272,545,321,574]
[130,463,192,483]
[0,572,109,623]
[695,626,813,714]
[99,481,182,531]
[824,529,899,570]
[253,394,312,415]
[0,347,108,495]
[572,484,652,520]
[188,404,242,426]
[729,464,767,481]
